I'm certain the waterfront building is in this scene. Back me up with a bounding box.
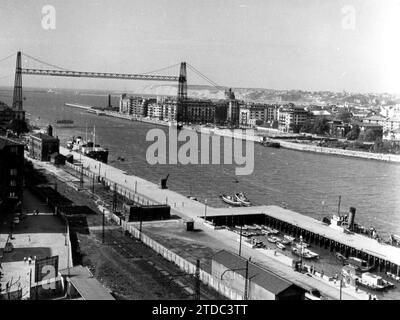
[148,100,163,119]
[160,98,178,122]
[119,94,152,117]
[383,116,400,141]
[328,120,351,138]
[278,104,310,133]
[225,89,239,126]
[28,126,60,161]
[212,250,305,300]
[0,136,24,212]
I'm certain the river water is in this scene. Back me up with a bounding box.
[2,89,400,298]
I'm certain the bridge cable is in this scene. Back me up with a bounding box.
[186,63,224,90]
[140,63,181,75]
[21,52,69,71]
[0,53,15,64]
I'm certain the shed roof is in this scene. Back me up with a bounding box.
[213,250,299,296]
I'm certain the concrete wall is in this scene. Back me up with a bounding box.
[275,140,400,163]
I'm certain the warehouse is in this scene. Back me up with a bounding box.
[212,250,305,300]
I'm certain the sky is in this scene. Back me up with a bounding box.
[0,0,399,94]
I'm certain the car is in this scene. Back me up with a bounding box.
[13,217,20,225]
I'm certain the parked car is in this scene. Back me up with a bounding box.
[13,217,20,225]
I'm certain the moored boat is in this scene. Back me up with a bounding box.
[234,192,251,206]
[276,242,286,250]
[291,247,319,259]
[355,273,395,291]
[221,194,243,206]
[345,257,374,273]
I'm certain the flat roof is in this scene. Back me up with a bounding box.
[207,205,400,266]
[69,277,115,300]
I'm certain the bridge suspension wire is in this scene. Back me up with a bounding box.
[186,63,224,90]
[140,63,181,75]
[0,53,15,64]
[21,52,69,71]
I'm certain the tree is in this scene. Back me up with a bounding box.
[364,129,376,142]
[346,124,360,140]
[300,119,314,133]
[313,117,330,135]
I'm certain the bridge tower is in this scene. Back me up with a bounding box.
[12,51,25,121]
[177,62,187,123]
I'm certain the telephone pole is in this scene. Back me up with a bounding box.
[194,259,200,300]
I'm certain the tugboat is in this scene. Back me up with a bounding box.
[220,194,243,206]
[355,272,395,291]
[234,192,251,206]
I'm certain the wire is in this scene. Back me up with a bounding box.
[21,52,68,71]
[187,63,223,89]
[140,63,181,75]
[0,53,15,64]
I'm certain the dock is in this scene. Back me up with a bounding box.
[59,146,400,279]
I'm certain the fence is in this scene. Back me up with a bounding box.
[107,209,243,300]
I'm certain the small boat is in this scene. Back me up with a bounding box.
[293,241,310,249]
[262,226,279,235]
[386,272,400,282]
[291,247,319,259]
[346,257,374,273]
[220,194,243,206]
[234,192,251,206]
[283,235,295,242]
[267,236,279,243]
[279,238,292,245]
[335,252,348,263]
[276,242,286,250]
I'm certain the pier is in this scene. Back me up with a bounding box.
[59,146,400,280]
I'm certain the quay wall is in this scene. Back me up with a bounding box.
[275,140,400,163]
[64,104,400,163]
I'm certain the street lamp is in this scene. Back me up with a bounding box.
[221,259,251,300]
[299,235,303,269]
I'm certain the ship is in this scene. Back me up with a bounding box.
[54,119,75,128]
[66,126,109,164]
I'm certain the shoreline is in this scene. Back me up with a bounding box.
[62,102,400,163]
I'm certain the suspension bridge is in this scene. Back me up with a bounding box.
[0,51,225,122]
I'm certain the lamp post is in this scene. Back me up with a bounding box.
[221,258,254,300]
[300,235,303,270]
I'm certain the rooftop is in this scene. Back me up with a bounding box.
[30,132,58,141]
[213,249,298,295]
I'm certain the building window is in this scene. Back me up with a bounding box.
[10,168,17,176]
[10,180,17,187]
[9,192,16,198]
